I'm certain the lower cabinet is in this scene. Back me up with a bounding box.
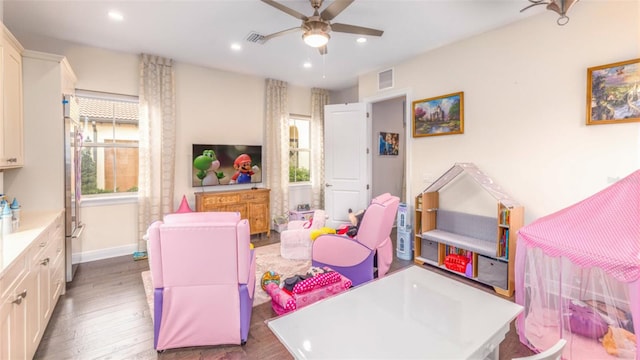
[0,211,64,359]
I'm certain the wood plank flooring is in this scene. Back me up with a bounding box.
[35,231,534,359]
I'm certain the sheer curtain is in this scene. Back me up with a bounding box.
[137,54,176,254]
[310,88,329,210]
[265,79,289,225]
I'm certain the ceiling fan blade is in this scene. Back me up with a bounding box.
[320,0,354,21]
[260,0,308,21]
[331,23,383,37]
[263,26,303,41]
[318,45,328,55]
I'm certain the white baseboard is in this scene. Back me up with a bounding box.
[72,244,138,264]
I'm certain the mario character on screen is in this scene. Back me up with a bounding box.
[230,153,257,184]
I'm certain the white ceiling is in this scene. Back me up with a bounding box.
[2,0,547,91]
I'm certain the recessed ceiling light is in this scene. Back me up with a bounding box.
[230,43,242,51]
[303,61,312,68]
[108,11,124,21]
[356,37,367,43]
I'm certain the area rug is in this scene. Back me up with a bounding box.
[140,243,311,315]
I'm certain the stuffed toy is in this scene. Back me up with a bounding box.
[348,208,365,227]
[344,208,365,237]
[602,326,637,357]
[310,227,336,240]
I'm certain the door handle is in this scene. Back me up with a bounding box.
[325,183,333,187]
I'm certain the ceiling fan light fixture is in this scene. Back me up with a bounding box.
[303,30,329,48]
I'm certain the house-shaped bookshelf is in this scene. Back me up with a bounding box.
[414,162,524,297]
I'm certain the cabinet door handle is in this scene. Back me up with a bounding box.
[12,290,27,305]
[6,158,17,163]
[40,242,47,247]
[41,257,50,266]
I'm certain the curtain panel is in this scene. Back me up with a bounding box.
[265,79,289,225]
[137,54,176,253]
[310,88,329,210]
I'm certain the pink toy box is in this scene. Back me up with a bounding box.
[265,268,352,315]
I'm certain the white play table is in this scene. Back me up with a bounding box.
[267,265,523,359]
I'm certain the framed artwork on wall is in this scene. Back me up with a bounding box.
[412,91,464,137]
[587,58,640,125]
[379,132,399,155]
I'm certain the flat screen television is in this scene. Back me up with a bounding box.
[192,144,263,187]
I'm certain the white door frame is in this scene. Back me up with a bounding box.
[363,87,413,205]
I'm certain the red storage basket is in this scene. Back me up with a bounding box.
[444,254,469,273]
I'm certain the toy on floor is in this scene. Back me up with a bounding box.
[264,266,352,315]
[133,251,148,261]
[260,270,281,291]
[602,326,637,357]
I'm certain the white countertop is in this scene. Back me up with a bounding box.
[0,210,63,275]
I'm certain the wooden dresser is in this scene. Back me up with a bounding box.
[195,188,270,237]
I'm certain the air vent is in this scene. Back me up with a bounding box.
[245,31,266,44]
[378,68,394,90]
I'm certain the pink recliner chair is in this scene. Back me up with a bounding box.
[147,212,256,351]
[311,193,400,287]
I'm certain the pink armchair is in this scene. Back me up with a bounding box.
[311,193,400,287]
[147,212,256,351]
[280,209,326,260]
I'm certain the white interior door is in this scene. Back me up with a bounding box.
[324,103,370,228]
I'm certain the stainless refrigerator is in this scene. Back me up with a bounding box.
[63,94,85,282]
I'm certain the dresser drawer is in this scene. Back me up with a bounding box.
[240,190,269,202]
[201,194,241,207]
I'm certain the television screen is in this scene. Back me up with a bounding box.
[192,144,263,187]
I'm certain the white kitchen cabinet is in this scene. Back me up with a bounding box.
[0,211,65,359]
[0,268,36,360]
[0,23,24,169]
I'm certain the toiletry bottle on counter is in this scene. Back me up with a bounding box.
[2,202,12,236]
[10,198,20,230]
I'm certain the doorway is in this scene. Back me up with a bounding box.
[371,96,406,203]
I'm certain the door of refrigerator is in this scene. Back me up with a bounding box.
[63,94,83,282]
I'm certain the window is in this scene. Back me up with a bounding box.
[77,91,139,196]
[289,116,311,183]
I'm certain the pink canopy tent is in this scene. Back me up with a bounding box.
[515,170,640,359]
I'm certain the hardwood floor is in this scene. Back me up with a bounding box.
[35,230,534,359]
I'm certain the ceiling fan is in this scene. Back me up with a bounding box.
[260,0,384,55]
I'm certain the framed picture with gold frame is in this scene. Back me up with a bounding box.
[587,58,640,125]
[412,91,464,137]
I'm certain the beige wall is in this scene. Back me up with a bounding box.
[9,35,312,261]
[330,85,358,104]
[360,1,640,222]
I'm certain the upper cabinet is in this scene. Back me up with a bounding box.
[0,24,24,169]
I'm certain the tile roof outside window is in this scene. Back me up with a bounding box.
[78,97,138,121]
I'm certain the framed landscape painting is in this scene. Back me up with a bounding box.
[587,58,640,125]
[412,91,464,137]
